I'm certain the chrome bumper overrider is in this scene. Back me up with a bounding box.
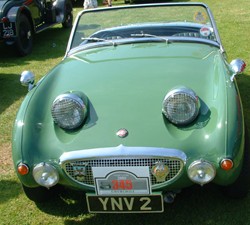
[60,145,187,189]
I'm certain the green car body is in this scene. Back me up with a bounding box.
[12,3,248,213]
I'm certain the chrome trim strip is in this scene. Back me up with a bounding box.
[59,145,187,164]
[204,4,224,52]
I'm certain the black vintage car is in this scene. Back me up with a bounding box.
[0,0,73,56]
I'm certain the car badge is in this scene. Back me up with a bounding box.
[151,161,169,182]
[200,26,211,37]
[116,128,129,138]
[70,162,88,182]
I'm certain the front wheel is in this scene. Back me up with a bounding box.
[16,14,33,56]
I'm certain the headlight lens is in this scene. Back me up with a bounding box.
[188,160,216,185]
[162,87,199,125]
[33,163,59,188]
[51,93,87,130]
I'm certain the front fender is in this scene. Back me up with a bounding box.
[12,85,40,187]
[5,6,34,37]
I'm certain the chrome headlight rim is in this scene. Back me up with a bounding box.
[51,93,87,130]
[33,162,59,188]
[187,160,216,185]
[162,87,199,125]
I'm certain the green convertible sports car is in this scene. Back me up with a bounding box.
[12,2,248,213]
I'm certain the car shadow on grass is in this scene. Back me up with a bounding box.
[34,184,250,225]
[0,73,27,115]
[0,180,22,204]
[35,186,90,216]
[237,74,250,125]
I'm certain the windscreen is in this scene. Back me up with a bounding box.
[69,4,218,50]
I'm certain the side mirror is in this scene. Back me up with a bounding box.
[230,59,246,81]
[20,71,35,91]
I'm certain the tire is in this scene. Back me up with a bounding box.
[223,126,250,198]
[62,5,73,28]
[22,185,58,203]
[16,14,33,56]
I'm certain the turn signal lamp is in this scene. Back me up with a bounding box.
[17,163,29,175]
[220,159,233,171]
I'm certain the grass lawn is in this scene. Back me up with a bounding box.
[1,0,250,224]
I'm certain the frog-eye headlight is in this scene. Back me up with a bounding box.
[33,163,59,188]
[51,93,87,130]
[188,160,216,185]
[162,87,199,125]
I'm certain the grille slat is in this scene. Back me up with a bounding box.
[63,157,183,187]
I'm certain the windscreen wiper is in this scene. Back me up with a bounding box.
[81,37,117,46]
[130,33,169,43]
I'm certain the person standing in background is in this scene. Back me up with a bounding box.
[107,0,112,6]
[84,0,98,9]
[103,0,112,7]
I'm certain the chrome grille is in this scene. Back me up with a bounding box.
[62,157,183,187]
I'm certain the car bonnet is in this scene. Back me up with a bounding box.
[19,42,231,160]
